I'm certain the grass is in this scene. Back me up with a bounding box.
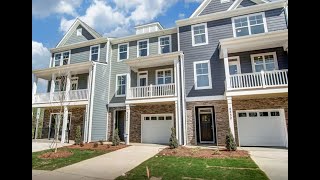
[116,156,269,180]
[32,148,108,170]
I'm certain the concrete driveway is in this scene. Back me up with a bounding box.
[241,147,288,180]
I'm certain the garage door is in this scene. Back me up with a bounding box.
[141,114,173,144]
[237,109,287,147]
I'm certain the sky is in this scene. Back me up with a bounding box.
[32,0,203,92]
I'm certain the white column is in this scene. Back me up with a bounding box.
[227,96,235,138]
[175,59,182,145]
[34,108,41,139]
[175,100,179,143]
[61,106,68,143]
[50,74,56,102]
[126,71,131,99]
[223,48,231,90]
[65,72,71,100]
[180,53,187,145]
[174,60,178,96]
[83,105,89,142]
[32,75,38,103]
[125,104,130,145]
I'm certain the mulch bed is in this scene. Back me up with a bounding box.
[39,151,73,159]
[158,146,249,158]
[66,143,128,151]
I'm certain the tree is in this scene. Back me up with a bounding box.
[225,128,237,151]
[169,127,178,149]
[112,128,121,146]
[74,125,82,145]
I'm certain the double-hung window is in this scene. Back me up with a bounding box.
[116,74,127,97]
[191,23,208,46]
[232,12,267,37]
[62,52,70,65]
[137,39,149,57]
[54,53,61,67]
[193,60,212,90]
[251,52,278,72]
[118,43,129,61]
[53,51,70,67]
[156,69,173,85]
[159,35,171,54]
[90,45,99,61]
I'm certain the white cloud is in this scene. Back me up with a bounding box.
[32,0,83,18]
[178,13,185,19]
[32,41,50,93]
[184,0,204,3]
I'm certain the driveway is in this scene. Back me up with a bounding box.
[32,144,166,180]
[32,139,73,152]
[241,147,288,180]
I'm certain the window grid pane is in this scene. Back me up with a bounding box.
[195,62,210,88]
[234,14,265,37]
[160,37,170,54]
[193,25,206,44]
[91,46,99,61]
[117,75,126,95]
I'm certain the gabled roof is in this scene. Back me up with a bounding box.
[228,0,269,11]
[56,18,102,48]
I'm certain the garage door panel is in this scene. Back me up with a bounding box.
[142,114,173,144]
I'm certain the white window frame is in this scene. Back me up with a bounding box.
[228,56,241,75]
[115,74,127,97]
[155,68,173,85]
[250,52,278,72]
[158,35,172,54]
[118,43,129,61]
[137,39,149,57]
[90,45,100,61]
[191,23,209,47]
[77,28,82,36]
[53,50,71,67]
[232,12,268,38]
[137,71,148,87]
[193,60,212,90]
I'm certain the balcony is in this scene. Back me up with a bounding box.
[128,84,175,99]
[33,89,89,104]
[227,69,288,91]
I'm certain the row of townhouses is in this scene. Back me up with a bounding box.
[32,0,288,147]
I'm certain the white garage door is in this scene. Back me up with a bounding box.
[237,109,287,147]
[141,114,173,144]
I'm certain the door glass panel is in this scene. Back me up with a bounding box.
[229,65,238,75]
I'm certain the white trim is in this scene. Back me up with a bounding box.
[198,107,215,143]
[117,43,129,62]
[180,53,187,145]
[106,39,110,63]
[137,39,149,57]
[137,71,148,86]
[155,68,174,85]
[88,64,97,142]
[193,60,212,90]
[228,0,268,11]
[32,100,88,108]
[115,74,127,97]
[228,56,241,74]
[108,103,126,107]
[125,97,178,104]
[226,87,288,96]
[232,12,268,38]
[250,52,278,72]
[89,44,100,62]
[186,95,225,102]
[158,35,172,54]
[49,56,53,68]
[191,23,209,47]
[190,0,212,18]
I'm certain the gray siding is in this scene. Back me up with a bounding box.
[149,37,158,55]
[100,43,107,63]
[199,0,235,16]
[238,0,256,8]
[171,33,178,52]
[91,63,109,141]
[134,65,175,86]
[265,8,287,32]
[129,41,137,59]
[64,25,95,46]
[229,47,288,73]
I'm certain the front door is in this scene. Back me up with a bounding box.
[198,108,214,143]
[138,71,148,86]
[228,57,241,75]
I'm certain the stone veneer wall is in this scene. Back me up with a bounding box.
[107,106,126,141]
[186,100,229,146]
[41,106,86,140]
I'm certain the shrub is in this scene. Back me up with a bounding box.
[225,129,237,151]
[112,128,121,146]
[80,142,84,147]
[93,142,99,148]
[99,140,104,145]
[74,125,82,145]
[169,127,178,149]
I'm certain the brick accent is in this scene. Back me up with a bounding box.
[107,106,126,141]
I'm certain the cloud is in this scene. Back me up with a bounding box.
[32,0,83,18]
[178,13,185,19]
[184,0,204,3]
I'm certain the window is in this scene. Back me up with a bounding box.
[238,113,247,117]
[249,112,257,117]
[228,56,241,75]
[54,54,61,67]
[232,13,267,37]
[151,116,157,120]
[156,69,173,85]
[90,45,99,61]
[62,52,70,65]
[77,28,82,36]
[116,74,127,97]
[271,111,280,116]
[53,51,70,67]
[144,117,150,120]
[118,43,129,61]
[159,35,171,54]
[251,52,278,72]
[191,23,208,46]
[158,116,165,120]
[259,112,269,117]
[137,39,149,57]
[143,114,173,121]
[193,60,212,90]
[165,116,172,120]
[71,77,78,90]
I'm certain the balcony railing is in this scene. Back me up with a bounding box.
[228,69,288,90]
[33,89,89,104]
[128,83,175,99]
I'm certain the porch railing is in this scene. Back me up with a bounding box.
[228,69,288,90]
[128,83,175,99]
[33,89,89,104]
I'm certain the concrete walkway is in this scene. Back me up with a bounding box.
[32,139,73,152]
[32,144,166,180]
[241,147,288,180]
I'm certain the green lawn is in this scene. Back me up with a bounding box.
[32,148,107,170]
[116,156,269,180]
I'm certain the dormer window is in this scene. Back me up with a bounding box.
[77,28,82,36]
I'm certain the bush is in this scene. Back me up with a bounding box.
[93,142,99,148]
[80,142,84,147]
[99,140,104,145]
[112,128,121,146]
[169,127,178,149]
[225,129,237,151]
[74,125,82,145]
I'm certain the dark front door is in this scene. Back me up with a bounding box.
[115,111,125,141]
[198,108,214,143]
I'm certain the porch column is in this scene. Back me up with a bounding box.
[126,71,131,99]
[61,106,68,143]
[227,96,235,138]
[125,104,130,145]
[50,74,56,102]
[223,48,231,90]
[83,105,89,142]
[175,100,180,144]
[32,75,38,103]
[34,108,41,139]
[65,72,71,101]
[175,59,182,145]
